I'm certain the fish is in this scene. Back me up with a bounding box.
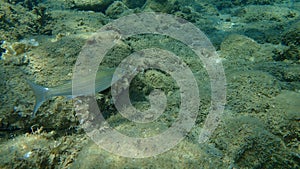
[27,68,121,117]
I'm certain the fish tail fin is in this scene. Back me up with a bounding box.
[26,80,50,117]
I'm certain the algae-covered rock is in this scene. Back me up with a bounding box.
[275,21,300,62]
[266,91,300,147]
[254,62,300,90]
[221,34,261,61]
[230,0,280,6]
[173,5,204,23]
[67,0,115,12]
[1,0,299,168]
[273,44,300,62]
[283,21,300,46]
[3,0,43,9]
[0,2,52,41]
[143,0,180,13]
[226,71,281,113]
[214,0,289,9]
[220,34,277,68]
[71,139,226,168]
[229,5,299,44]
[0,39,39,60]
[212,115,295,168]
[49,10,109,36]
[105,1,131,19]
[123,0,147,9]
[0,130,88,169]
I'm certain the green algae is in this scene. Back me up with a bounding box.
[0,0,299,168]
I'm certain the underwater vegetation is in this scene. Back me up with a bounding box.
[0,0,299,168]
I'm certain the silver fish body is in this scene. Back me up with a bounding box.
[27,68,119,117]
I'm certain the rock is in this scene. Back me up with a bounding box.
[220,34,260,61]
[282,21,300,46]
[143,0,179,13]
[212,115,292,168]
[122,0,146,9]
[226,71,281,113]
[105,1,130,19]
[68,0,115,12]
[273,21,300,62]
